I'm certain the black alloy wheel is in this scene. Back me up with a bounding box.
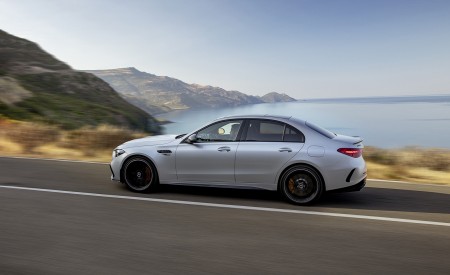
[123,157,158,192]
[280,165,323,205]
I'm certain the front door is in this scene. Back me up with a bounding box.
[175,119,244,184]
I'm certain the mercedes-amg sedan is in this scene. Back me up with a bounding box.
[110,115,366,205]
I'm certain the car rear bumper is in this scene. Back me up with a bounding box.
[328,177,366,193]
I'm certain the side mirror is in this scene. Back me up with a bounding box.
[186,134,197,144]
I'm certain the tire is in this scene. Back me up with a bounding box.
[122,157,158,192]
[279,165,324,205]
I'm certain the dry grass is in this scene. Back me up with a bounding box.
[364,146,450,172]
[4,122,60,152]
[63,125,145,150]
[366,162,450,185]
[364,146,450,185]
[0,119,449,185]
[0,137,22,154]
[0,119,146,162]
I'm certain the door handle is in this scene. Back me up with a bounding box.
[217,146,231,152]
[157,149,172,156]
[278,148,292,153]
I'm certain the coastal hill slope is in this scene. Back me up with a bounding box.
[0,29,159,132]
[86,67,296,114]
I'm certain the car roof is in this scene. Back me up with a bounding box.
[215,114,306,125]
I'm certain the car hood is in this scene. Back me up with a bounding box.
[119,135,178,149]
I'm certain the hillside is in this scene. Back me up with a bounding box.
[0,30,160,132]
[86,67,296,114]
[260,92,297,103]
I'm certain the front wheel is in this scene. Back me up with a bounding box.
[279,165,324,205]
[123,157,158,192]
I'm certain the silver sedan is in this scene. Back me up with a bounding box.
[110,115,367,205]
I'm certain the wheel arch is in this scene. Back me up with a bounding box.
[277,162,326,192]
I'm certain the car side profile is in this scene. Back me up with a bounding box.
[110,115,367,205]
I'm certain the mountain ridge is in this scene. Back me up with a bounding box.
[86,67,296,114]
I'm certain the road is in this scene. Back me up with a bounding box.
[0,157,449,274]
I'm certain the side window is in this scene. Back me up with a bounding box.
[196,120,243,142]
[283,125,305,143]
[245,120,284,142]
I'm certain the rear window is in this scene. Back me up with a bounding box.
[244,120,305,142]
[246,120,284,142]
[306,121,336,139]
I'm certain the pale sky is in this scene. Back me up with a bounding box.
[1,0,450,98]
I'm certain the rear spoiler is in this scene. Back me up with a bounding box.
[352,136,364,145]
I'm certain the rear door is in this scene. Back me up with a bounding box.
[235,119,305,188]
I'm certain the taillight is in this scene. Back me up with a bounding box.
[338,148,362,158]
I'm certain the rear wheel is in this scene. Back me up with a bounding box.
[123,157,158,192]
[279,165,323,205]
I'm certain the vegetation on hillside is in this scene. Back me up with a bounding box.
[0,29,160,133]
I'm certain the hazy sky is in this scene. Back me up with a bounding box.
[1,0,450,98]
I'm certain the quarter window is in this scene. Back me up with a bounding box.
[284,125,305,142]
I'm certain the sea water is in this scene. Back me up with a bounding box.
[156,98,450,148]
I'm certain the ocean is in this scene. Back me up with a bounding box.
[156,96,450,148]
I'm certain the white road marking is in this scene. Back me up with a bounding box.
[0,185,449,227]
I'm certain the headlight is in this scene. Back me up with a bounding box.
[113,149,126,158]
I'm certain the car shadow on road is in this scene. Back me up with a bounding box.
[156,184,279,201]
[149,184,450,215]
[320,187,450,215]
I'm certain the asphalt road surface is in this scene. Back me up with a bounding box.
[0,157,449,274]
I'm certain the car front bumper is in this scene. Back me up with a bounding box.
[110,154,126,182]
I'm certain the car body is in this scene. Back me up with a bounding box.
[110,115,367,204]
